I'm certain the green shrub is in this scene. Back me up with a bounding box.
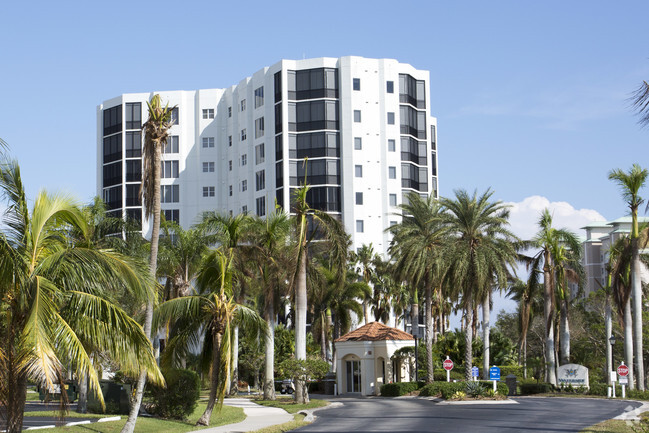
[419,381,465,399]
[380,382,421,397]
[149,369,200,420]
[588,383,624,396]
[465,381,485,397]
[433,369,464,381]
[627,389,649,400]
[476,380,509,396]
[520,382,554,395]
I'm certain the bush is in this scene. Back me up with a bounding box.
[419,381,465,399]
[465,381,485,397]
[476,380,509,396]
[627,389,649,400]
[149,369,200,420]
[520,382,554,395]
[380,382,422,397]
[433,368,464,382]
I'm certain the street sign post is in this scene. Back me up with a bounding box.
[618,363,629,398]
[471,366,479,381]
[489,366,501,392]
[443,357,454,382]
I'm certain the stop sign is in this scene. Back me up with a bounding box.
[618,364,629,377]
[443,359,454,371]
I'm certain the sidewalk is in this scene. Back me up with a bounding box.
[189,398,294,433]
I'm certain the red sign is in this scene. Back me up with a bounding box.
[443,359,454,371]
[618,365,629,377]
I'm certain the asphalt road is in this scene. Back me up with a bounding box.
[297,397,643,433]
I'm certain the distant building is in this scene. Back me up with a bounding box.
[96,56,438,257]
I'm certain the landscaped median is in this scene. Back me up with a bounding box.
[380,381,510,400]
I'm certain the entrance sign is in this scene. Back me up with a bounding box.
[557,363,589,388]
[489,366,501,381]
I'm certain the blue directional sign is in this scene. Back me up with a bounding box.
[489,366,501,381]
[471,366,479,378]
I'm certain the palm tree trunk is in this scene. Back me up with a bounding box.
[482,292,490,380]
[411,302,419,382]
[295,247,308,403]
[229,326,239,395]
[464,300,473,381]
[76,371,88,413]
[523,338,527,379]
[320,313,327,361]
[625,299,635,390]
[5,361,27,433]
[543,256,557,386]
[605,292,612,386]
[425,284,434,383]
[197,332,223,426]
[559,298,570,365]
[632,240,645,390]
[333,320,340,373]
[264,302,276,400]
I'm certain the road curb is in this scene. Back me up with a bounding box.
[298,401,343,422]
[613,400,649,421]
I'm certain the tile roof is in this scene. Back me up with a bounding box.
[335,321,415,342]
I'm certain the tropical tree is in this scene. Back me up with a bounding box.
[154,248,264,426]
[121,94,174,433]
[609,164,648,390]
[507,279,543,377]
[631,80,649,127]
[0,160,163,433]
[440,189,517,381]
[353,244,377,325]
[389,193,448,383]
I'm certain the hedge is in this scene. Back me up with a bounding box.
[380,381,422,397]
[419,380,508,399]
[520,382,554,395]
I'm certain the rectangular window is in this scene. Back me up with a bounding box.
[389,193,397,207]
[163,135,179,153]
[202,137,215,148]
[256,196,266,217]
[241,99,246,111]
[202,186,215,197]
[255,143,265,164]
[389,166,396,179]
[202,162,215,173]
[390,220,397,227]
[241,129,247,141]
[228,106,232,117]
[170,107,179,125]
[354,137,362,150]
[241,179,247,192]
[161,185,180,203]
[161,161,179,178]
[356,220,364,233]
[355,192,363,205]
[387,81,394,93]
[355,165,362,178]
[125,102,141,129]
[388,139,396,152]
[229,160,232,171]
[241,154,247,166]
[387,112,395,125]
[229,135,232,147]
[242,205,248,214]
[126,160,141,181]
[163,209,180,224]
[229,185,233,196]
[255,117,265,138]
[254,86,264,108]
[202,108,214,119]
[125,131,141,157]
[353,78,360,91]
[353,110,361,123]
[256,170,265,191]
[103,105,122,136]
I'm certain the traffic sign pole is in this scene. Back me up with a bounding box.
[443,357,454,383]
[618,362,628,398]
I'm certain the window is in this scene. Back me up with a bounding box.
[390,220,397,227]
[241,180,247,192]
[389,166,396,179]
[161,185,180,203]
[202,162,215,173]
[241,129,247,141]
[241,99,246,111]
[388,139,396,152]
[241,154,247,166]
[389,193,397,207]
[354,137,362,150]
[170,107,179,125]
[256,170,265,191]
[202,137,215,148]
[353,110,361,123]
[355,165,363,178]
[255,143,265,164]
[228,106,232,117]
[255,117,265,138]
[163,209,180,224]
[356,220,364,233]
[202,186,215,197]
[386,81,394,93]
[229,135,232,147]
[387,112,395,125]
[353,78,360,91]
[242,205,248,214]
[229,185,233,196]
[229,160,232,171]
[163,135,179,153]
[256,196,266,216]
[254,86,264,108]
[125,131,141,157]
[126,160,141,181]
[103,105,122,136]
[161,161,179,178]
[202,108,214,119]
[103,134,121,163]
[355,192,363,205]
[125,102,141,129]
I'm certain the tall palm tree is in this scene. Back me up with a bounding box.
[121,94,175,433]
[389,193,448,383]
[609,164,648,390]
[507,279,543,378]
[440,189,517,381]
[154,248,264,426]
[353,244,377,325]
[0,160,163,433]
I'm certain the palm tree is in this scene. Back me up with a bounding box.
[154,248,264,426]
[121,94,174,433]
[353,244,377,325]
[507,279,543,378]
[609,164,648,390]
[369,257,395,324]
[440,189,517,381]
[631,80,649,126]
[0,160,163,433]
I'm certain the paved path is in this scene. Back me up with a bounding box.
[190,398,294,433]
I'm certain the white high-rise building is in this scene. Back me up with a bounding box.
[97,56,438,255]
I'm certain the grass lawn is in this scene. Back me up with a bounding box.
[253,397,328,414]
[22,402,245,433]
[581,412,649,432]
[249,414,309,433]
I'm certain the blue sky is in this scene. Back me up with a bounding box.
[1,0,648,228]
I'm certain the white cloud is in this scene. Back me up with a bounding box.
[505,195,606,241]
